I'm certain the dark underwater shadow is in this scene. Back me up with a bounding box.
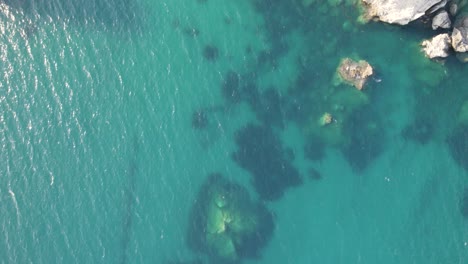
[232,123,302,201]
[460,188,468,219]
[447,124,468,172]
[340,104,387,172]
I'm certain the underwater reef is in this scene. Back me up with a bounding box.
[232,123,302,201]
[186,174,274,263]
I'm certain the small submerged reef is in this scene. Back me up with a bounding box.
[186,174,274,264]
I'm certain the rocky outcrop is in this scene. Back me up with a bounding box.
[337,58,373,90]
[421,33,452,58]
[361,0,446,25]
[452,15,468,53]
[359,0,468,62]
[432,10,451,29]
[449,0,468,16]
[452,27,468,52]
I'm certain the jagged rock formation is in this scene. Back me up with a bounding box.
[432,10,451,29]
[361,0,446,25]
[336,58,373,90]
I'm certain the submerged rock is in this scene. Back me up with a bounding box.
[318,112,333,126]
[421,33,452,59]
[456,52,468,62]
[432,10,451,29]
[336,58,373,90]
[186,174,274,263]
[361,0,446,25]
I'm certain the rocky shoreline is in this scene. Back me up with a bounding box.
[360,0,468,62]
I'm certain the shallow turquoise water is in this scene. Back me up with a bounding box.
[0,0,467,263]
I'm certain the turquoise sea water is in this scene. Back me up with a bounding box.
[0,0,467,263]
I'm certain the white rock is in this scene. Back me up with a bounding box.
[432,11,451,30]
[361,0,446,25]
[452,27,468,52]
[421,33,452,58]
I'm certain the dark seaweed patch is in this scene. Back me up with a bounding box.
[304,135,326,161]
[232,124,302,200]
[192,109,209,129]
[183,27,200,37]
[460,188,468,219]
[341,105,386,172]
[203,45,219,61]
[308,168,322,180]
[221,70,286,127]
[250,88,286,128]
[402,117,434,144]
[221,71,242,104]
[447,124,468,171]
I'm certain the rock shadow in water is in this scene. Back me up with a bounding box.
[186,174,274,263]
[232,124,302,200]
